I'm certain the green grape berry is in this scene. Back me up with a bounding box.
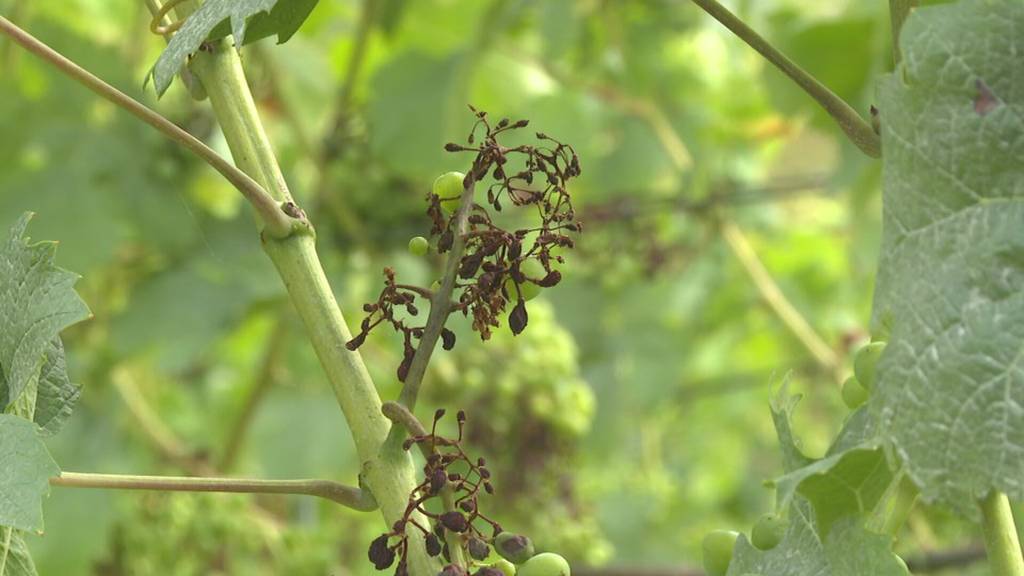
[841,376,869,409]
[750,513,787,551]
[490,559,517,576]
[495,533,535,564]
[853,341,887,390]
[408,236,430,256]
[702,530,739,576]
[504,259,546,302]
[517,553,570,576]
[433,171,467,213]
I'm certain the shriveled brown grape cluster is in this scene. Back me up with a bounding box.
[346,107,581,382]
[367,410,517,576]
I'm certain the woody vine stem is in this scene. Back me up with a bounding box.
[0,8,439,576]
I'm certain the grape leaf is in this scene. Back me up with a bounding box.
[0,214,90,412]
[0,529,37,576]
[870,0,1024,518]
[774,448,893,538]
[0,415,59,532]
[770,402,894,538]
[727,505,905,576]
[769,382,814,473]
[149,0,319,96]
[32,339,79,437]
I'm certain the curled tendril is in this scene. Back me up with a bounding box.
[347,106,582,382]
[149,0,190,36]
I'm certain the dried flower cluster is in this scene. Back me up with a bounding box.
[346,107,581,382]
[368,410,507,576]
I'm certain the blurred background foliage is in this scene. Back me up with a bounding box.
[0,0,996,574]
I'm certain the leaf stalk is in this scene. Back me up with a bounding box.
[980,491,1024,576]
[689,0,881,158]
[52,472,378,510]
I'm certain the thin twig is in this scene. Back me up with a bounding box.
[0,16,296,238]
[112,367,214,476]
[382,402,429,446]
[721,220,840,376]
[309,0,379,240]
[111,367,300,541]
[906,544,987,573]
[588,83,841,378]
[52,472,378,510]
[395,179,477,413]
[219,312,288,471]
[689,0,880,158]
[580,175,831,226]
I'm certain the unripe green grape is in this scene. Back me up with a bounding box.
[433,171,467,214]
[504,259,546,301]
[409,236,430,256]
[517,553,570,576]
[750,514,787,550]
[853,341,887,390]
[841,376,869,409]
[702,530,738,576]
[490,559,517,576]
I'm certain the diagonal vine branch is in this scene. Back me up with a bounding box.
[689,0,881,158]
[720,220,840,376]
[394,179,478,415]
[0,16,297,237]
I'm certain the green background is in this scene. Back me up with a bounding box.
[0,0,1003,574]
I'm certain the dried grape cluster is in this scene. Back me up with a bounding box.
[368,409,530,576]
[346,107,582,382]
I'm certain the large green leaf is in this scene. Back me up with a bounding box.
[149,0,319,96]
[770,401,894,538]
[0,214,89,411]
[0,415,59,532]
[774,447,893,538]
[871,0,1024,518]
[727,504,905,576]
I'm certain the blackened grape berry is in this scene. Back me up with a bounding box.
[495,532,535,564]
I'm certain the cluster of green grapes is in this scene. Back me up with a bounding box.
[420,300,608,564]
[700,341,895,576]
[426,300,594,439]
[101,492,347,575]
